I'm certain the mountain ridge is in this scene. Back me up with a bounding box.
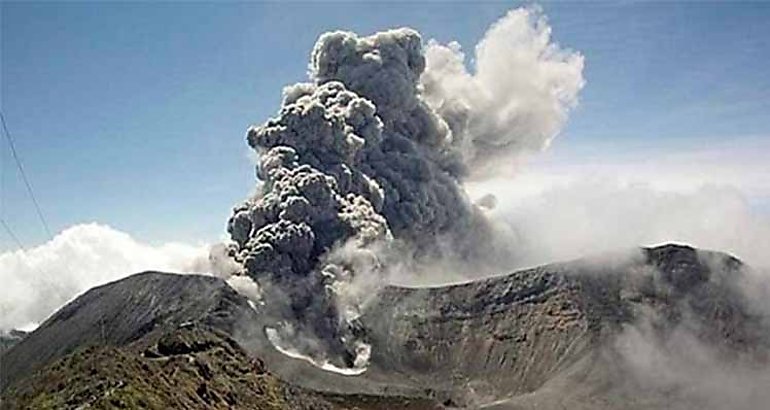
[2,244,767,409]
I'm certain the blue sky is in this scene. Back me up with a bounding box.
[1,1,769,251]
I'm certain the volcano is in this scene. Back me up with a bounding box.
[2,244,767,409]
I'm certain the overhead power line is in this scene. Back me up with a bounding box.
[1,217,26,251]
[0,112,72,286]
[0,111,53,238]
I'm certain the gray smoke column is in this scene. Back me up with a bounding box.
[225,7,584,369]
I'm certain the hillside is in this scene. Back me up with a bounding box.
[2,244,767,409]
[2,324,440,409]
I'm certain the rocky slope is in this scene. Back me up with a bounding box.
[253,244,768,408]
[2,324,439,409]
[357,244,768,403]
[1,272,256,393]
[2,325,327,409]
[0,274,440,409]
[2,244,767,409]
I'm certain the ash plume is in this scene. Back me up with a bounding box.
[224,7,584,368]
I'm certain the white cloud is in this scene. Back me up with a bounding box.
[0,223,209,331]
[469,139,770,269]
[543,136,770,202]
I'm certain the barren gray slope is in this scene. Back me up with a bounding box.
[0,272,259,392]
[355,244,769,405]
[232,243,769,406]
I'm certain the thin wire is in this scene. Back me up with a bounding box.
[0,114,74,292]
[1,215,63,296]
[0,111,5,218]
[0,111,53,237]
[1,217,26,251]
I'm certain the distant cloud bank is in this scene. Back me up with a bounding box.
[0,223,209,331]
[469,139,770,269]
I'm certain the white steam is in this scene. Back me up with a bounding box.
[265,326,370,376]
[422,6,585,169]
[0,223,209,331]
[615,308,770,410]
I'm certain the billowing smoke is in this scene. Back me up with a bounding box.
[422,6,585,171]
[224,7,584,368]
